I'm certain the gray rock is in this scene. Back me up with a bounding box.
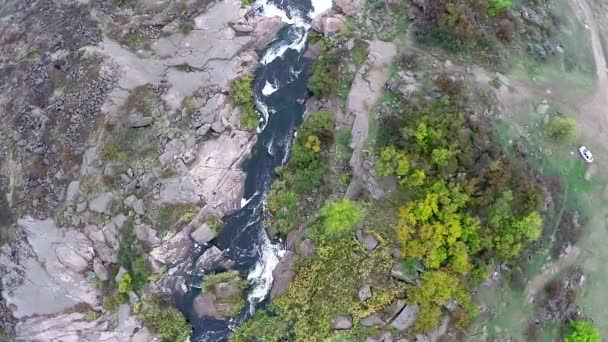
[196,124,212,137]
[181,149,197,165]
[76,201,87,213]
[270,251,295,299]
[299,239,315,257]
[89,192,114,213]
[360,313,385,327]
[391,305,420,331]
[112,214,128,229]
[135,224,161,247]
[132,327,153,342]
[159,139,186,167]
[193,293,221,319]
[232,24,254,33]
[359,284,372,301]
[522,6,543,26]
[65,181,81,202]
[362,234,379,251]
[366,332,393,342]
[115,267,128,283]
[93,259,109,281]
[331,316,353,330]
[536,103,549,115]
[55,246,89,273]
[391,263,416,284]
[102,222,120,250]
[126,116,154,128]
[133,199,146,215]
[195,246,233,271]
[150,227,193,265]
[384,300,406,323]
[190,223,216,245]
[123,195,136,208]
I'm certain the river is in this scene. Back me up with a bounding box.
[178,0,330,340]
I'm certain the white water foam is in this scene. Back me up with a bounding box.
[246,222,286,311]
[309,0,333,19]
[260,28,307,65]
[261,80,279,96]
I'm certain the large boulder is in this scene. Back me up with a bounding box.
[135,224,161,248]
[331,316,353,330]
[391,304,420,331]
[335,0,363,16]
[89,192,114,213]
[190,223,216,245]
[195,246,234,271]
[360,313,385,327]
[150,227,193,265]
[55,245,89,273]
[270,251,295,299]
[193,293,222,319]
[359,284,372,301]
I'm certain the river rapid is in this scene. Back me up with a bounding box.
[178,0,331,340]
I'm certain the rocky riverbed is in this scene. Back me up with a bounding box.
[0,0,286,339]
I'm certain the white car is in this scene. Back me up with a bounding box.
[578,146,594,163]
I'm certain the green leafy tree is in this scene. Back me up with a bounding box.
[564,320,601,342]
[321,199,363,238]
[139,298,192,342]
[118,273,133,294]
[545,116,579,143]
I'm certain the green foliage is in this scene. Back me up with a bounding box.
[309,40,339,98]
[117,218,137,271]
[230,310,292,342]
[118,273,133,294]
[267,181,301,236]
[201,271,247,318]
[488,0,513,17]
[201,270,242,292]
[130,256,152,292]
[409,270,475,332]
[545,116,579,143]
[564,320,601,342]
[283,111,335,193]
[157,204,199,232]
[102,293,128,312]
[85,310,100,322]
[376,145,409,177]
[273,237,398,340]
[241,0,251,6]
[321,199,362,238]
[140,298,192,342]
[230,74,259,131]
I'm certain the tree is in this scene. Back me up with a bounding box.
[564,320,601,342]
[321,199,363,238]
[545,116,579,143]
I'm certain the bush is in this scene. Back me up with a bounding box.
[267,181,300,236]
[308,42,339,98]
[85,310,100,322]
[230,310,292,342]
[321,199,362,238]
[118,273,133,294]
[140,298,192,342]
[488,0,512,17]
[230,74,259,131]
[564,320,601,342]
[545,116,579,143]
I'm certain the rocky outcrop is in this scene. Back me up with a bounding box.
[270,251,296,299]
[312,10,346,36]
[331,316,353,330]
[335,0,364,17]
[150,226,193,266]
[391,304,420,331]
[195,246,235,272]
[193,293,222,319]
[190,223,216,244]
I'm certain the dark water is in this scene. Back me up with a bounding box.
[177,4,314,340]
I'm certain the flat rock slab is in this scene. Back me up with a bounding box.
[1,218,98,318]
[391,304,420,331]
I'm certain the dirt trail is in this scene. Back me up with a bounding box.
[345,40,396,199]
[572,0,608,133]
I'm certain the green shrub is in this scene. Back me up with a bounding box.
[321,199,362,238]
[267,181,300,236]
[230,310,292,342]
[157,204,199,232]
[140,298,192,342]
[200,271,247,318]
[488,0,513,17]
[308,43,339,98]
[201,270,242,292]
[117,218,136,271]
[564,320,601,342]
[118,273,133,294]
[230,74,259,131]
[545,116,579,143]
[130,256,152,292]
[85,310,100,322]
[102,293,128,312]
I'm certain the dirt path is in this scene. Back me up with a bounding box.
[345,40,396,199]
[572,0,608,133]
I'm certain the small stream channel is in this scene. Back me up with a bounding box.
[177,0,330,340]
